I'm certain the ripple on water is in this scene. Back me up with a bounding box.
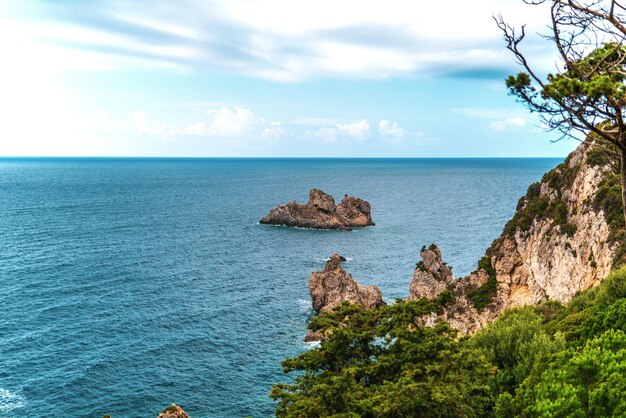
[0,157,560,417]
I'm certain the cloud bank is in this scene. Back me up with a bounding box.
[4,0,556,81]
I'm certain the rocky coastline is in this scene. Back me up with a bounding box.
[305,139,623,337]
[260,189,374,231]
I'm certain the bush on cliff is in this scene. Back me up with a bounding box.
[273,268,626,417]
[271,299,493,417]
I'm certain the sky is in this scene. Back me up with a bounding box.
[0,0,581,157]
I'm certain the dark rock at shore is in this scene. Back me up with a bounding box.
[260,189,374,231]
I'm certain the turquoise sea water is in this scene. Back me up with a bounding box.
[0,158,560,417]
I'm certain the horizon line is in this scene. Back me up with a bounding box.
[0,155,566,160]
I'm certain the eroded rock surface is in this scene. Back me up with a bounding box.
[260,189,374,230]
[409,139,621,334]
[309,253,384,313]
[408,244,454,300]
[157,404,190,418]
[306,253,385,341]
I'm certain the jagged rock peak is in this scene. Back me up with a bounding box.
[409,244,454,300]
[309,253,384,314]
[308,189,336,211]
[420,244,453,279]
[323,252,348,272]
[157,404,190,418]
[260,189,374,230]
[306,253,385,342]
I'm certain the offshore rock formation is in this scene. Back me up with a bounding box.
[157,404,190,418]
[260,189,374,231]
[410,139,623,334]
[309,253,384,313]
[408,244,454,300]
[306,253,385,341]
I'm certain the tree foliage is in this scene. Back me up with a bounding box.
[273,269,626,417]
[496,0,626,226]
[271,300,493,418]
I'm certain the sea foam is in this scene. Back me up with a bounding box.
[0,388,25,413]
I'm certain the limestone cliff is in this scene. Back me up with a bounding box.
[410,139,625,334]
[260,189,374,230]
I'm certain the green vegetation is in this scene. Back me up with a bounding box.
[271,300,493,417]
[415,261,428,272]
[504,162,579,237]
[586,138,616,168]
[594,172,626,267]
[500,12,626,229]
[467,256,497,312]
[273,269,626,417]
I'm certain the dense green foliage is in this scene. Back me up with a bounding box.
[503,160,579,238]
[467,257,497,312]
[506,43,626,124]
[273,269,626,417]
[593,172,626,267]
[272,299,493,418]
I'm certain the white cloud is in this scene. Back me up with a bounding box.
[378,119,406,140]
[308,119,370,142]
[126,106,267,141]
[318,127,338,142]
[454,107,527,131]
[306,118,426,143]
[336,119,370,140]
[3,0,557,81]
[128,110,180,142]
[262,121,285,139]
[206,106,264,137]
[490,116,526,131]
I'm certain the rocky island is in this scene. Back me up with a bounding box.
[260,189,374,230]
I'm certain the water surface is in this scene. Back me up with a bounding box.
[0,157,559,417]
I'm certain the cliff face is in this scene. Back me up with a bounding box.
[410,140,624,334]
[260,189,374,231]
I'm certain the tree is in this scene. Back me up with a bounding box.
[508,329,626,417]
[271,300,494,418]
[496,0,626,226]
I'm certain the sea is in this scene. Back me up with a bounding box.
[0,157,560,417]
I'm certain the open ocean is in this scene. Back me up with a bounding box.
[0,157,560,417]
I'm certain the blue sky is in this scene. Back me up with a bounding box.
[0,0,579,157]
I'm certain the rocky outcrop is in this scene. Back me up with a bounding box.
[306,253,385,341]
[157,404,190,418]
[408,244,454,300]
[260,189,374,230]
[409,139,624,334]
[309,253,384,313]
